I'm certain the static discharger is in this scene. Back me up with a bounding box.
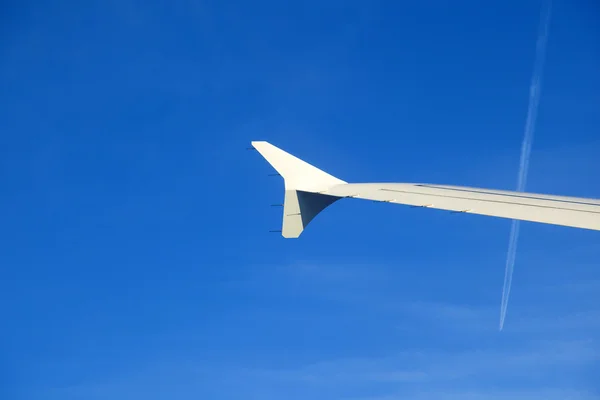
[410,204,434,208]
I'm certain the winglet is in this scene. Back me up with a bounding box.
[251,141,346,238]
[251,141,346,192]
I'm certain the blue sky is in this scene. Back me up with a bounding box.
[1,0,599,399]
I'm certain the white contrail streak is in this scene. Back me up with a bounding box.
[499,0,553,331]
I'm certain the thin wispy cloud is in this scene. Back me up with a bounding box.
[35,265,600,400]
[355,388,599,400]
[45,317,598,400]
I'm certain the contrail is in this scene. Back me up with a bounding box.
[499,0,553,331]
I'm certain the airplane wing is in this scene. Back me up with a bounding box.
[251,141,600,238]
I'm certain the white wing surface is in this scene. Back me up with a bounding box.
[252,141,600,238]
